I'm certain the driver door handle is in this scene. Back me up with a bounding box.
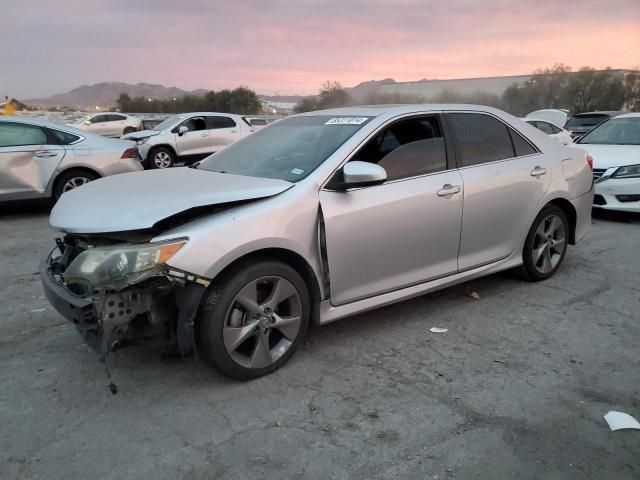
[33,151,57,158]
[437,184,461,197]
[530,166,547,177]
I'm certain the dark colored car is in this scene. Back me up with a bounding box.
[565,111,626,139]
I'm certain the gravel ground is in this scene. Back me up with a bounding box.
[0,202,639,480]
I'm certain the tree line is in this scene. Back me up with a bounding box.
[295,65,640,116]
[116,87,261,114]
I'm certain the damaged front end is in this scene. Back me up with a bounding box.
[40,235,209,362]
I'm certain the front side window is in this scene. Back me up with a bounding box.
[199,115,372,182]
[207,116,237,129]
[90,115,108,123]
[447,113,520,167]
[179,117,207,132]
[350,116,447,181]
[108,114,126,121]
[0,122,48,147]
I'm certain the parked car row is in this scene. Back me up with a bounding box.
[68,112,142,138]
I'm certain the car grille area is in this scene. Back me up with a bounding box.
[593,194,607,205]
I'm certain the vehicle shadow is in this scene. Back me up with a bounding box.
[0,199,52,218]
[592,208,640,224]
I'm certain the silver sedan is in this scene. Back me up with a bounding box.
[0,116,143,202]
[42,104,594,381]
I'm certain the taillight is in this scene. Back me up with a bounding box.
[586,154,593,170]
[121,147,139,159]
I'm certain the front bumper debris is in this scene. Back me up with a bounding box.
[40,245,208,359]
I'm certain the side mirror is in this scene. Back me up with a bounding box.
[84,120,91,126]
[341,161,387,188]
[178,125,188,135]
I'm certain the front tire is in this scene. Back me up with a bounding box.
[147,147,175,169]
[123,126,136,135]
[519,205,569,281]
[196,259,310,380]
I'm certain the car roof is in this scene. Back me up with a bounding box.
[295,104,509,117]
[0,115,63,127]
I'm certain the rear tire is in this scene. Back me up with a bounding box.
[196,259,310,380]
[519,205,569,282]
[53,170,99,201]
[147,147,175,169]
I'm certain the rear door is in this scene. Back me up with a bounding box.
[0,122,65,200]
[207,115,242,152]
[106,114,127,137]
[446,112,551,271]
[174,116,211,158]
[87,114,111,136]
[319,114,463,305]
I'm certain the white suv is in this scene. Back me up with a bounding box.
[68,113,142,138]
[122,112,254,169]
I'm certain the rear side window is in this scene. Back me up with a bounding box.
[0,122,48,147]
[207,116,237,129]
[49,129,81,145]
[352,116,447,181]
[509,129,537,157]
[90,115,108,123]
[446,113,514,167]
[108,114,126,121]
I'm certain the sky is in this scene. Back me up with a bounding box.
[2,0,639,98]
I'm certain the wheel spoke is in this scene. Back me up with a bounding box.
[235,280,262,315]
[551,237,565,253]
[534,243,547,263]
[261,278,297,310]
[546,216,562,236]
[541,247,553,273]
[250,330,272,368]
[272,313,301,341]
[223,321,258,352]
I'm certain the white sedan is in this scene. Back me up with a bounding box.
[522,118,573,146]
[577,113,640,213]
[68,113,142,138]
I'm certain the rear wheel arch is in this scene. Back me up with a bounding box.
[546,198,577,245]
[51,167,101,198]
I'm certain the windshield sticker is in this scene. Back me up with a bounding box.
[325,117,368,125]
[290,168,305,175]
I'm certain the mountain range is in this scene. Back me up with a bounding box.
[23,79,403,109]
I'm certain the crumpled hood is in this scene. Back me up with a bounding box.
[121,129,161,141]
[580,144,640,169]
[50,168,293,234]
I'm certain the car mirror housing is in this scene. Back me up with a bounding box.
[178,125,189,135]
[341,161,387,189]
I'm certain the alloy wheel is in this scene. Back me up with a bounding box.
[153,151,172,168]
[531,214,566,274]
[62,176,91,193]
[223,276,302,369]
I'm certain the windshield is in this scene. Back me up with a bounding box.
[152,115,183,131]
[198,115,372,182]
[566,114,609,128]
[578,117,640,145]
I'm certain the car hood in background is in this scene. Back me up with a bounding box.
[526,109,568,128]
[580,144,640,169]
[121,129,162,141]
[50,168,293,234]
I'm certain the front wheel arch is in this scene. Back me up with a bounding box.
[147,145,177,168]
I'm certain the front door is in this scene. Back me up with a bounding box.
[319,114,463,306]
[175,116,211,158]
[445,112,552,271]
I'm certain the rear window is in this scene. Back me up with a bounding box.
[566,115,609,128]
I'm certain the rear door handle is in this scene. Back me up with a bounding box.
[33,151,57,158]
[437,184,461,197]
[530,166,547,177]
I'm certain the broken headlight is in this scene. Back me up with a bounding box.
[63,239,186,286]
